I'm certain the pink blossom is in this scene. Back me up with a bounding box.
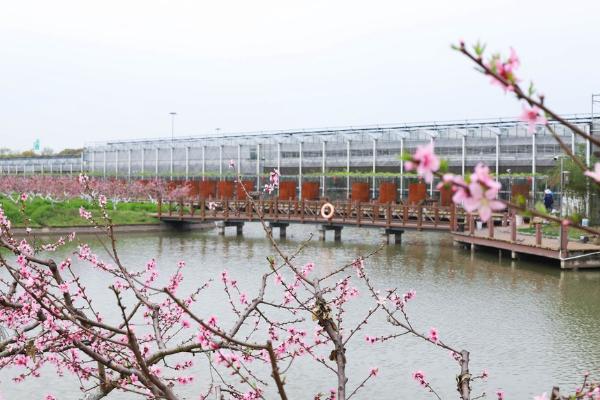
[98,194,107,207]
[472,163,501,191]
[181,319,190,329]
[428,327,439,343]
[482,369,489,380]
[365,335,377,344]
[412,370,427,387]
[403,289,416,303]
[78,207,92,220]
[44,395,56,400]
[462,181,505,222]
[301,262,315,276]
[404,142,440,183]
[496,390,505,400]
[177,376,194,385]
[369,367,379,377]
[270,169,280,185]
[207,315,218,327]
[520,105,547,133]
[264,183,276,194]
[584,163,600,183]
[488,48,520,91]
[534,393,548,400]
[20,193,28,202]
[228,159,235,169]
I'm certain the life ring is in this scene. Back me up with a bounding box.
[320,202,335,219]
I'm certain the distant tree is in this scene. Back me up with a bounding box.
[19,150,36,157]
[40,147,55,156]
[0,148,13,158]
[57,147,83,156]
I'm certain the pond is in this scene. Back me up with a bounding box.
[2,223,599,399]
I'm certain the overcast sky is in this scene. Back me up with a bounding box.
[1,0,599,151]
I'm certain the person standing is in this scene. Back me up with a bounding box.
[543,188,554,212]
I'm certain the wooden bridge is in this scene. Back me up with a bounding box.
[156,198,463,242]
[156,198,600,269]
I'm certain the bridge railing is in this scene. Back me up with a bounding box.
[157,197,472,230]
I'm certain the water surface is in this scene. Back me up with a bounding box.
[2,223,599,399]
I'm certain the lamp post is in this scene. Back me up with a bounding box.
[169,112,177,141]
[554,155,568,217]
[506,169,512,202]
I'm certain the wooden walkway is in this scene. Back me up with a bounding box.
[156,198,600,269]
[156,199,464,232]
[453,215,600,269]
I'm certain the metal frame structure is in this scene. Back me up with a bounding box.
[0,114,594,203]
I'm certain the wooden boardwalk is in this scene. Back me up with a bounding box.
[156,199,464,233]
[453,215,600,269]
[156,198,600,269]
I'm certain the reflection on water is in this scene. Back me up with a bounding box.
[1,223,599,399]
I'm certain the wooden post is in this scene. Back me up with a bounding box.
[357,202,362,227]
[301,199,305,222]
[488,220,494,238]
[403,206,408,226]
[386,203,391,228]
[468,214,474,235]
[450,204,456,231]
[560,223,569,256]
[224,199,229,220]
[157,197,162,218]
[510,213,517,242]
[274,199,279,222]
[417,205,423,230]
[168,201,172,216]
[535,223,542,246]
[502,212,508,227]
[200,199,205,220]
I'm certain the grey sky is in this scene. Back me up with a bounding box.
[1,0,599,151]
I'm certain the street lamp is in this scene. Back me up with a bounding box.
[169,112,177,141]
[506,169,512,201]
[553,155,569,217]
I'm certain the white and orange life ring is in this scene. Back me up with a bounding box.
[320,202,335,219]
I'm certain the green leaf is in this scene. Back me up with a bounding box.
[399,152,412,162]
[528,81,536,97]
[473,40,486,56]
[439,159,449,173]
[534,201,547,215]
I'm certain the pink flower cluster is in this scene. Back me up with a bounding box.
[487,48,520,92]
[439,163,505,222]
[412,370,428,387]
[520,105,547,133]
[404,142,440,183]
[585,163,600,183]
[264,169,280,194]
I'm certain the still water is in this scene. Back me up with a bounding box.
[2,223,599,399]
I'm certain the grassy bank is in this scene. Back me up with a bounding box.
[0,196,158,227]
[517,223,596,240]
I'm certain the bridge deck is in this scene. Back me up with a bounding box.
[156,198,600,269]
[156,199,464,231]
[453,226,600,269]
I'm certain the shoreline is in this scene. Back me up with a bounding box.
[11,222,215,236]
